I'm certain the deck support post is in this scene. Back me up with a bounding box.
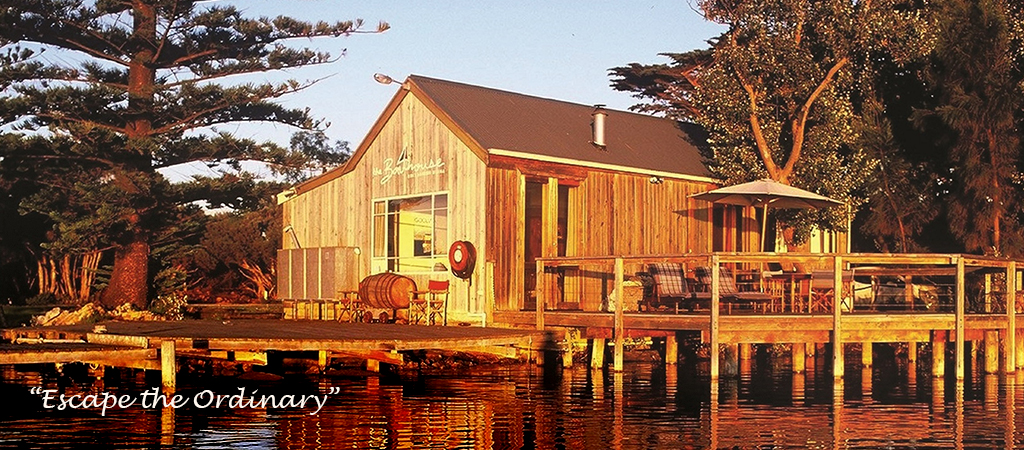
[908,342,917,364]
[932,331,946,378]
[862,342,873,367]
[366,359,380,373]
[536,260,545,332]
[955,257,966,381]
[722,345,738,378]
[985,331,999,374]
[562,340,574,368]
[318,350,329,369]
[535,258,546,368]
[665,335,678,365]
[792,342,806,374]
[832,256,844,379]
[591,338,606,369]
[971,340,979,370]
[710,255,721,381]
[738,343,751,361]
[1017,331,1024,370]
[160,340,176,392]
[1006,262,1016,373]
[613,257,625,372]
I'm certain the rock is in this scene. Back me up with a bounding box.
[32,307,63,326]
[32,303,108,327]
[109,303,163,321]
[49,303,106,326]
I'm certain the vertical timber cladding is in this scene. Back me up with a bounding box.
[579,171,716,255]
[484,164,716,312]
[486,167,524,311]
[283,91,488,321]
[575,172,716,310]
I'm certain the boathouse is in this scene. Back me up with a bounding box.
[276,75,781,323]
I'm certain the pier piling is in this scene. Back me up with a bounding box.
[932,333,946,378]
[591,338,605,369]
[160,340,176,392]
[665,335,678,365]
[792,343,806,374]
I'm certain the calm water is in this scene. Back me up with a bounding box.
[1,351,1022,449]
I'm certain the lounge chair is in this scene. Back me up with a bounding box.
[646,263,710,312]
[695,266,773,313]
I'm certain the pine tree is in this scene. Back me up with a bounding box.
[0,1,385,307]
[915,0,1024,256]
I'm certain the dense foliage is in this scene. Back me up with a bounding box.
[613,0,1024,254]
[0,1,376,305]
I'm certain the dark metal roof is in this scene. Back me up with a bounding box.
[409,75,712,179]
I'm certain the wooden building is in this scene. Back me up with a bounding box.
[277,75,760,324]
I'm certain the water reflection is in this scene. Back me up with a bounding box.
[0,356,1023,449]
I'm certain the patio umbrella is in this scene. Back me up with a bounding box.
[690,178,844,251]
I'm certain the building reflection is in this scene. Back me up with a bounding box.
[1,360,1023,449]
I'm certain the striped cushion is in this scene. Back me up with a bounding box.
[696,267,739,295]
[649,263,687,297]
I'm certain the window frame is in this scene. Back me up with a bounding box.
[370,190,450,274]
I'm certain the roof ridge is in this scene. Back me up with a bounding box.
[407,74,679,123]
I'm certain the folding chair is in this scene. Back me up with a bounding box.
[412,280,450,325]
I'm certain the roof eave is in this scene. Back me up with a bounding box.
[487,148,719,184]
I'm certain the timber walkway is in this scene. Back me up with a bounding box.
[0,320,550,389]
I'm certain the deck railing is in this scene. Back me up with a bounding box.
[534,253,1022,317]
[532,252,1023,377]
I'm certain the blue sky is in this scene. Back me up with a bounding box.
[163,1,725,181]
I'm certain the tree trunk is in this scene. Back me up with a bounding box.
[100,237,149,309]
[97,1,157,311]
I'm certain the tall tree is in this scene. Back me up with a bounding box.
[0,1,384,307]
[914,0,1024,256]
[856,98,939,252]
[612,0,934,244]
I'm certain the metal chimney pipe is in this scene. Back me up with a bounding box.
[592,105,607,148]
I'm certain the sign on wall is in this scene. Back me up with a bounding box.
[373,147,445,185]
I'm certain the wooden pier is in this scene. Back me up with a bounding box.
[497,252,1024,381]
[0,320,550,389]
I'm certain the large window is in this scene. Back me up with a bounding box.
[372,193,448,273]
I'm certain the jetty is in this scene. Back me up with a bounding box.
[0,320,551,389]
[493,252,1024,382]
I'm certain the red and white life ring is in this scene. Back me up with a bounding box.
[448,240,476,279]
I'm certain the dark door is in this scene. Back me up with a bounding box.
[523,181,544,309]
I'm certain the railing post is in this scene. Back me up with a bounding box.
[1007,261,1017,373]
[710,255,720,381]
[536,259,545,331]
[613,257,625,372]
[833,255,844,379]
[955,257,966,381]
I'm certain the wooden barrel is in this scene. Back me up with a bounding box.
[358,273,416,309]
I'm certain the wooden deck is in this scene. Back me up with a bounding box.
[0,342,158,368]
[1,319,547,352]
[520,252,1024,380]
[0,320,553,388]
